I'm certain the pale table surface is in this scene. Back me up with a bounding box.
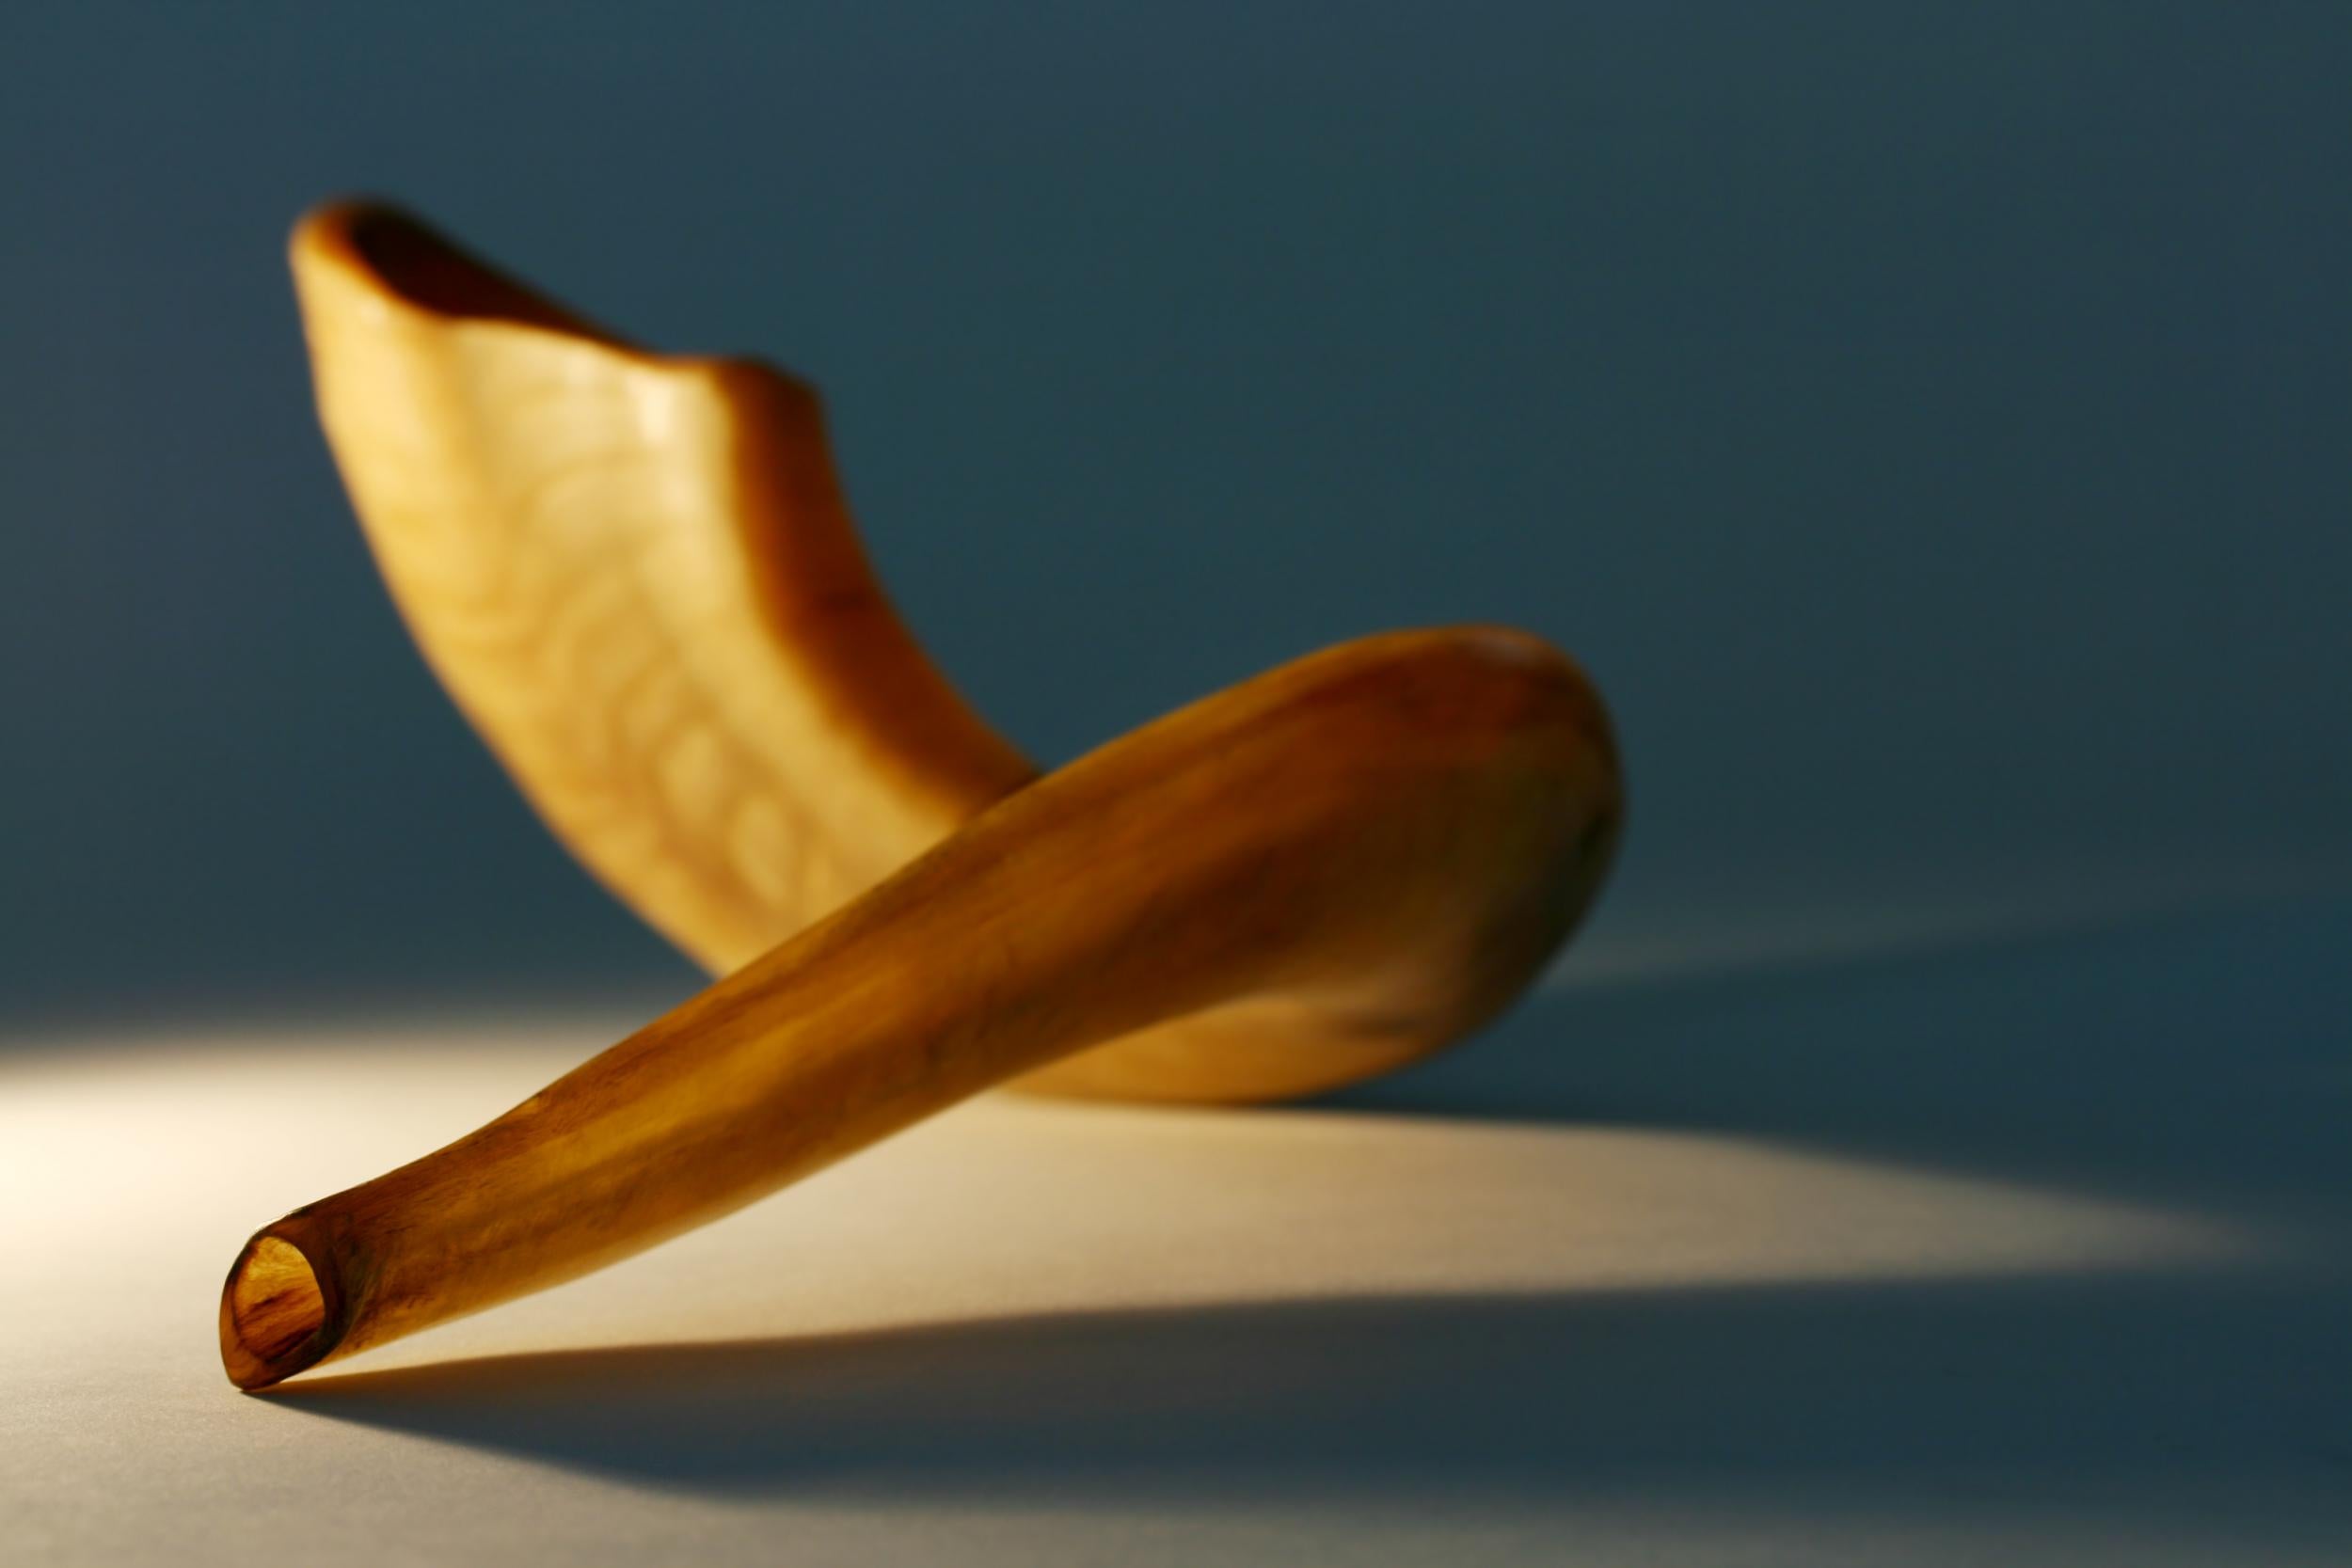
[6,898,2348,1565]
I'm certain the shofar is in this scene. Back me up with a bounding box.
[219,206,1623,1391]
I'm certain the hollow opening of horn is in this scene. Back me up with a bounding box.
[344,208,582,332]
[222,1235,327,1388]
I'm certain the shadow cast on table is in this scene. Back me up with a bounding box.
[1328,895,2352,1228]
[256,896,2352,1537]
[267,1268,2352,1528]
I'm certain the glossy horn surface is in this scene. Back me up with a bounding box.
[222,628,1619,1388]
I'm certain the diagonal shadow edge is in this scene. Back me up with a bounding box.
[1313,895,2352,1234]
[254,1267,2352,1515]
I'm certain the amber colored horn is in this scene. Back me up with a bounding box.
[221,628,1620,1389]
[287,202,1620,1103]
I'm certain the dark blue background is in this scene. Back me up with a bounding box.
[5,3,2346,1024]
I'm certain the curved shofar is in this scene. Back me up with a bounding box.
[291,202,1621,1103]
[223,628,1621,1389]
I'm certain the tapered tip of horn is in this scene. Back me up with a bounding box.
[219,1230,336,1391]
